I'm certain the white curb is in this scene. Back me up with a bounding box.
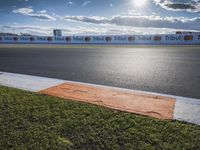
[0,72,65,92]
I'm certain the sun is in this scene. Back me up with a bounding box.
[133,0,147,7]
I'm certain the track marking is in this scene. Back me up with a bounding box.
[40,82,176,119]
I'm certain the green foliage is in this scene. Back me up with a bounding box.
[0,86,200,150]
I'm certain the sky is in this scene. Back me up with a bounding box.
[0,0,200,35]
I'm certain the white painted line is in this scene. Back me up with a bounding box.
[0,71,200,125]
[0,72,65,92]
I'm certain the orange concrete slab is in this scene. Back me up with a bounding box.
[40,82,176,119]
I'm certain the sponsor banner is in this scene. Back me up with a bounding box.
[65,36,72,42]
[13,37,19,41]
[85,36,91,42]
[154,36,162,42]
[164,34,195,43]
[37,36,47,41]
[20,37,30,41]
[3,36,13,41]
[30,37,36,41]
[183,35,193,41]
[165,35,182,41]
[137,36,152,41]
[47,37,53,42]
[128,36,136,42]
[105,36,112,42]
[0,34,200,44]
[73,36,84,42]
[114,36,127,41]
[54,37,65,41]
[92,36,104,42]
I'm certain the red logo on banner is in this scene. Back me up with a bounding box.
[13,37,18,41]
[47,37,53,41]
[184,35,193,41]
[85,37,91,42]
[176,31,182,34]
[65,37,71,42]
[105,37,112,42]
[128,36,135,42]
[30,37,35,41]
[154,36,162,41]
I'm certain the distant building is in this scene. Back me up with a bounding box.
[53,29,62,37]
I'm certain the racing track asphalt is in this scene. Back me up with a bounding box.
[0,45,200,99]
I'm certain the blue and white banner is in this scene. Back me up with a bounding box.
[0,33,200,45]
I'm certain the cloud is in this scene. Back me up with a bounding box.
[82,1,91,7]
[13,7,33,14]
[18,0,29,2]
[63,14,200,31]
[68,1,74,6]
[13,7,56,21]
[154,0,200,12]
[64,16,109,24]
[37,10,47,13]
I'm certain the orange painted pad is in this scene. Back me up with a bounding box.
[40,82,176,119]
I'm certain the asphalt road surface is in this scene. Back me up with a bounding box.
[0,46,200,99]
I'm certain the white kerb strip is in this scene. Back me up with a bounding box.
[0,72,65,92]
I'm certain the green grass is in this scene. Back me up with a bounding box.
[0,86,200,150]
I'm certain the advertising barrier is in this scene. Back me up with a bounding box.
[154,36,162,41]
[30,37,35,41]
[85,37,91,42]
[128,36,135,42]
[105,36,112,42]
[0,33,200,45]
[65,37,71,42]
[184,35,193,41]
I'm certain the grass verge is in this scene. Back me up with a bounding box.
[0,86,200,150]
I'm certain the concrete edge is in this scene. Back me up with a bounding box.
[0,71,199,125]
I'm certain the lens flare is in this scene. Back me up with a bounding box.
[133,0,147,7]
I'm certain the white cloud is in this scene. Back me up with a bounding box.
[13,7,56,21]
[37,10,47,14]
[154,0,200,12]
[18,0,29,2]
[68,1,74,6]
[63,14,200,31]
[64,16,108,24]
[82,1,91,7]
[13,7,33,14]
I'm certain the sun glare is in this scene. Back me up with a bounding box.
[133,0,147,7]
